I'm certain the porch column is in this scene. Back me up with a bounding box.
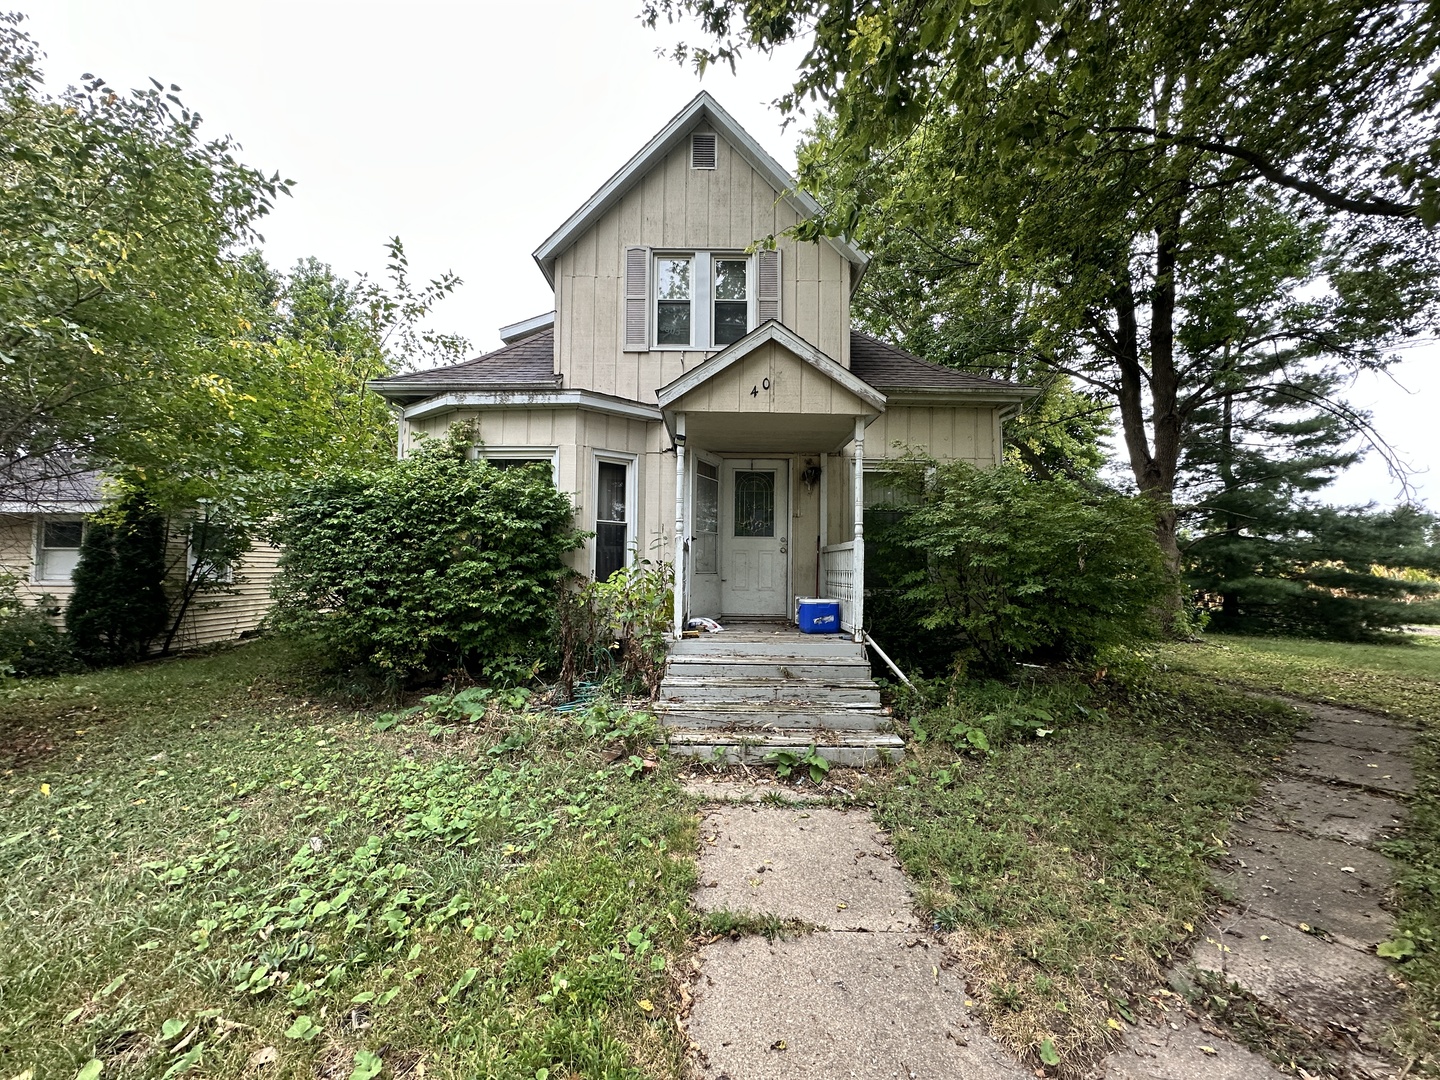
[672,413,687,641]
[852,416,865,643]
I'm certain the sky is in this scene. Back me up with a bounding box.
[21,0,1438,510]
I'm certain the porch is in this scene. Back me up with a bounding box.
[657,321,884,641]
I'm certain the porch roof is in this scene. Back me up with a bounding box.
[656,322,885,453]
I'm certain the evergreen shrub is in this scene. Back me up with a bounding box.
[867,460,1171,675]
[0,574,77,678]
[65,487,170,665]
[270,439,584,683]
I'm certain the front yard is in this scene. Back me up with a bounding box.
[5,632,1437,1077]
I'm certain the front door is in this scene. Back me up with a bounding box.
[720,459,789,617]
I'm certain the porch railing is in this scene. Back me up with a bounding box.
[821,541,856,632]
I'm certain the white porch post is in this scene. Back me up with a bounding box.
[851,416,865,643]
[672,412,687,641]
[819,452,829,552]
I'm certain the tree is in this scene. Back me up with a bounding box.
[0,13,287,505]
[66,485,169,665]
[643,0,1440,582]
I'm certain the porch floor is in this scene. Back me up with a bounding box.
[657,623,905,766]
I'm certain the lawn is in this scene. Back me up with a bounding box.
[0,640,696,1080]
[1162,631,1440,1064]
[867,670,1302,1070]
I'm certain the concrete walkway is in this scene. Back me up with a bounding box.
[682,694,1415,1080]
[1099,698,1413,1079]
[683,798,1029,1079]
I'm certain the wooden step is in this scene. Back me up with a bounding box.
[659,676,882,706]
[656,703,893,732]
[665,727,905,767]
[666,657,873,681]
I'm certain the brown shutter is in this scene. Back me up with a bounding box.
[623,245,650,351]
[756,247,781,324]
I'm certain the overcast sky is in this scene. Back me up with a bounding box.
[22,0,1437,509]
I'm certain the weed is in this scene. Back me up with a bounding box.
[764,744,831,784]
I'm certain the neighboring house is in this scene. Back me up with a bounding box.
[0,465,280,651]
[370,93,1035,640]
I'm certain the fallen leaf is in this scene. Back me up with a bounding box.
[246,1047,278,1071]
[1106,1018,1124,1031]
[637,999,654,1013]
[1340,866,1356,873]
[1199,1045,1217,1056]
[40,784,50,797]
[769,1040,786,1052]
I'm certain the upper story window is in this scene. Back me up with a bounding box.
[652,251,751,350]
[623,246,780,353]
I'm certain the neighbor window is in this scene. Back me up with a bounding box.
[652,252,753,349]
[595,458,632,582]
[479,448,559,484]
[188,521,234,583]
[35,517,83,582]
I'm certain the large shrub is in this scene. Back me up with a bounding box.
[0,574,77,678]
[868,460,1171,675]
[270,440,585,682]
[65,487,170,666]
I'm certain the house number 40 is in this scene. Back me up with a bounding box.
[750,377,771,397]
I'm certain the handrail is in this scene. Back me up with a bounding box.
[863,632,915,690]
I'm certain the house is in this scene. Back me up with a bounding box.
[370,93,1034,644]
[0,463,280,651]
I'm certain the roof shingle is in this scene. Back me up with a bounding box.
[848,332,1025,392]
[371,330,559,389]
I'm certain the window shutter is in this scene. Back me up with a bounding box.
[756,247,781,324]
[623,245,650,351]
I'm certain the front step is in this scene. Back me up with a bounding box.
[659,629,903,765]
[665,727,905,767]
[661,676,881,706]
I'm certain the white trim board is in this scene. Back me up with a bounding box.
[400,389,662,424]
[531,92,869,291]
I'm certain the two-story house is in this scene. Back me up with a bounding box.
[371,92,1033,646]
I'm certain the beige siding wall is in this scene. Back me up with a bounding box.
[554,131,851,403]
[2,512,277,650]
[671,340,870,416]
[865,406,1001,465]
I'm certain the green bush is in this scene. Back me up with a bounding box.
[270,439,585,684]
[869,460,1171,675]
[0,574,77,678]
[65,486,170,666]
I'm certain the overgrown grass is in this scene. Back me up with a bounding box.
[1163,632,1440,1066]
[869,670,1300,1072]
[0,639,696,1080]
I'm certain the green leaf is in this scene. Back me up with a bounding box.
[348,1050,383,1080]
[160,1018,186,1041]
[161,1044,204,1079]
[284,1015,321,1041]
[74,1062,102,1080]
[1039,1038,1061,1066]
[1378,935,1417,960]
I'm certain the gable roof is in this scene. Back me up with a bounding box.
[848,332,1033,394]
[0,458,103,513]
[657,320,887,413]
[532,92,868,289]
[368,331,560,401]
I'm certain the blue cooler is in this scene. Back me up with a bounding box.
[797,597,842,634]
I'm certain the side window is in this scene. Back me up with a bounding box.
[595,458,631,582]
[693,460,719,574]
[36,518,84,582]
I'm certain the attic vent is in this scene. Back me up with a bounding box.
[690,132,717,170]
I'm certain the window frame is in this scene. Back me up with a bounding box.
[187,520,236,585]
[650,251,755,351]
[32,515,85,584]
[477,446,560,485]
[591,450,638,582]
